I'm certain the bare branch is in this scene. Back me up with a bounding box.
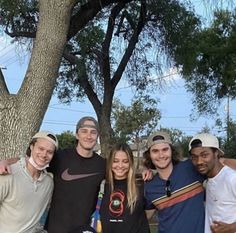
[114,11,125,36]
[68,0,133,40]
[63,48,102,112]
[102,1,128,86]
[111,0,147,88]
[5,27,36,38]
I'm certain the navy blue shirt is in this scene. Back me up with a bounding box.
[145,160,205,233]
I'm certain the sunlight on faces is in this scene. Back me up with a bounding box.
[30,138,55,168]
[112,150,130,180]
[76,120,98,150]
[149,143,172,170]
[190,147,219,177]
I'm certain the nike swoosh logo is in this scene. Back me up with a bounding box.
[61,169,99,181]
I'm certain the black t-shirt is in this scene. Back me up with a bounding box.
[100,179,150,233]
[45,148,106,233]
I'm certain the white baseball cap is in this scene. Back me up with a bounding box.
[189,133,224,156]
[32,131,58,150]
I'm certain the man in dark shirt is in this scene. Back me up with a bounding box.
[45,116,106,233]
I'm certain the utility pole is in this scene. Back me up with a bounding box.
[226,95,230,143]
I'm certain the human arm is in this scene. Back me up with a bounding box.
[211,221,236,233]
[0,158,19,174]
[142,168,153,181]
[220,158,236,170]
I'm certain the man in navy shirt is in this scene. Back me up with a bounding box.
[144,131,205,233]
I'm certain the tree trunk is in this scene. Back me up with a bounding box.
[0,0,76,159]
[98,110,114,158]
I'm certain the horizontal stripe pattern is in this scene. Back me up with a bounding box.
[152,181,204,210]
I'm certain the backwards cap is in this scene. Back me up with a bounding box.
[189,133,224,156]
[76,116,99,132]
[32,131,58,150]
[147,131,172,149]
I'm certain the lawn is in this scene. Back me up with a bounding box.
[149,223,158,233]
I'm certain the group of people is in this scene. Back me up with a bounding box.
[144,131,236,233]
[0,116,236,233]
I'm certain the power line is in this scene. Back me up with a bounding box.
[116,72,180,91]
[43,121,76,126]
[48,106,95,114]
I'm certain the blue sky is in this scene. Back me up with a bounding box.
[1,1,235,137]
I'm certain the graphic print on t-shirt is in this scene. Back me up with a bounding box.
[109,189,125,217]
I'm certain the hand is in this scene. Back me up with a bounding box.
[211,221,236,233]
[0,160,11,174]
[142,168,153,181]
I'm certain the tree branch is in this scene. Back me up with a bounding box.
[63,48,102,113]
[114,9,136,37]
[5,27,36,38]
[102,1,127,88]
[67,0,133,40]
[111,0,146,88]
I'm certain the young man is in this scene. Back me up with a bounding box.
[0,131,58,233]
[0,117,105,233]
[143,131,205,233]
[44,116,106,233]
[189,133,236,233]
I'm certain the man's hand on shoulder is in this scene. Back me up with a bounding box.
[142,168,153,181]
[221,157,236,171]
[211,221,236,233]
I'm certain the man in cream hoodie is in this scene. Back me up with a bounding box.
[0,131,58,233]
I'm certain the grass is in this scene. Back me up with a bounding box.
[149,223,158,233]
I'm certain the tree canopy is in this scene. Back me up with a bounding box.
[180,9,236,115]
[0,0,203,157]
[56,130,76,150]
[54,0,201,154]
[112,95,161,143]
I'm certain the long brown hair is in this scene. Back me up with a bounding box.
[106,143,138,214]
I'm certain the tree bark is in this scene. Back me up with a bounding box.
[0,0,76,159]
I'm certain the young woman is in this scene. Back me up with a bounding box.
[100,143,150,233]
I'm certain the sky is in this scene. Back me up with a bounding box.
[0,1,236,138]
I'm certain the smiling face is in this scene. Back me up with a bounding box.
[30,138,55,168]
[112,150,130,180]
[190,147,220,178]
[76,120,98,152]
[149,143,172,171]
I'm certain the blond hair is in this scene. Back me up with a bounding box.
[106,143,138,214]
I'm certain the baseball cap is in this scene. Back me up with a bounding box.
[32,131,58,150]
[76,116,99,132]
[147,131,172,149]
[189,133,224,156]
